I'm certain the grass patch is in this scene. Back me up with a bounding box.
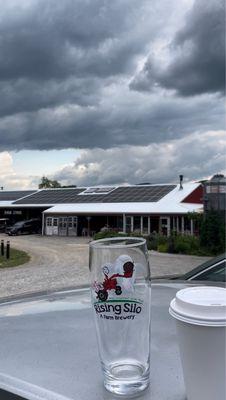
[0,248,30,268]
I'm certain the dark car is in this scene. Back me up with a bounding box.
[7,219,41,236]
[181,253,226,282]
[153,253,226,283]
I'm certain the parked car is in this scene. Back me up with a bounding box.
[153,253,226,283]
[7,219,41,236]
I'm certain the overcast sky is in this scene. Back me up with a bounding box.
[0,0,225,189]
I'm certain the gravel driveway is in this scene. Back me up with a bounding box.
[0,234,211,299]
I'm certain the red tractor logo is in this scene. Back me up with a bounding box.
[96,260,134,302]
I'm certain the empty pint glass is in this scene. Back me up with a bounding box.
[89,237,151,396]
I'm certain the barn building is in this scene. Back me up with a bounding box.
[0,182,203,237]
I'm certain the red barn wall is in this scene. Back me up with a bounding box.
[181,185,203,204]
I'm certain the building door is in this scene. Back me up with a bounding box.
[59,217,68,236]
[45,217,59,235]
[159,216,170,236]
[68,216,78,236]
[46,217,52,235]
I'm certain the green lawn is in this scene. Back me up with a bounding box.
[0,248,30,268]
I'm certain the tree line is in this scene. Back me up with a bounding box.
[38,176,76,189]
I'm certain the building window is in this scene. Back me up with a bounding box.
[219,185,226,193]
[117,216,123,231]
[142,217,149,234]
[59,217,67,228]
[184,216,191,233]
[134,216,141,232]
[46,218,52,227]
[53,218,58,227]
[125,216,133,233]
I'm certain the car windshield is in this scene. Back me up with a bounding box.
[193,261,226,282]
[13,222,24,227]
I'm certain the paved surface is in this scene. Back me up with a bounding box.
[0,234,211,299]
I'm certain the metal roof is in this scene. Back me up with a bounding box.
[13,188,85,204]
[13,185,176,205]
[104,185,175,202]
[0,191,36,201]
[43,183,203,215]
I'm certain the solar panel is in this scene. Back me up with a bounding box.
[104,185,176,202]
[13,189,85,204]
[0,191,36,201]
[80,187,116,195]
[13,185,176,205]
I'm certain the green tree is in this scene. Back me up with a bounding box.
[187,211,203,232]
[200,210,225,255]
[38,176,61,189]
[61,185,77,188]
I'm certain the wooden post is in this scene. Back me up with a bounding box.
[141,216,143,234]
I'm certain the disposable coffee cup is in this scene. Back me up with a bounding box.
[169,286,226,400]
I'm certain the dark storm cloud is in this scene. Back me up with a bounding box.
[0,78,101,117]
[0,0,153,82]
[0,92,224,150]
[131,0,225,96]
[0,0,225,153]
[0,0,160,122]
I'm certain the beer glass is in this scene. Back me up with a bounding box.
[89,237,151,396]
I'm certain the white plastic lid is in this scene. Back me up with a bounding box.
[169,286,226,327]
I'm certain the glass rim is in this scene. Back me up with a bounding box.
[89,236,146,249]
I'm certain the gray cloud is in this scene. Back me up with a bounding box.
[0,0,169,130]
[0,0,224,154]
[0,91,224,150]
[0,0,158,82]
[131,0,225,96]
[1,130,225,189]
[54,130,226,186]
[0,77,101,117]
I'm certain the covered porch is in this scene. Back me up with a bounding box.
[43,212,196,237]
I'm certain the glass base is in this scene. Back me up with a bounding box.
[104,361,149,396]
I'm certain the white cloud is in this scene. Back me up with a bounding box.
[55,130,226,186]
[0,151,37,189]
[0,152,13,174]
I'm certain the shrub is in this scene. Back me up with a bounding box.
[157,235,168,245]
[147,233,158,250]
[157,243,168,253]
[93,218,225,256]
[147,233,167,250]
[167,233,176,253]
[174,234,200,255]
[93,231,127,240]
[174,235,190,254]
[200,211,225,255]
